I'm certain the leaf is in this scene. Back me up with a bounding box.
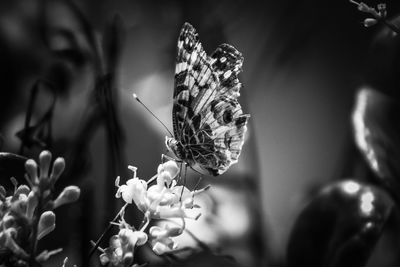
[352,88,400,202]
[287,180,393,267]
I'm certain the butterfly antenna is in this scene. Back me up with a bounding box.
[133,93,173,136]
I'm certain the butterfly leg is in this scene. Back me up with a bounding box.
[179,164,188,201]
[161,153,181,163]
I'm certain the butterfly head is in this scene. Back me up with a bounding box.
[165,136,185,160]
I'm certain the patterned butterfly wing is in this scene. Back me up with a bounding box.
[172,23,249,176]
[193,43,249,175]
[173,23,218,142]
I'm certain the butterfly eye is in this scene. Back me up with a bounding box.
[223,110,233,124]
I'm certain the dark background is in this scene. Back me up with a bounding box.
[1,0,400,266]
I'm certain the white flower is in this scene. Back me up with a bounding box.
[99,227,148,267]
[116,161,205,220]
[149,222,183,255]
[156,161,179,187]
[115,166,148,211]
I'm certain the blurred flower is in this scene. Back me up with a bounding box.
[364,18,378,27]
[149,222,184,255]
[0,225,29,259]
[350,1,380,17]
[99,226,148,267]
[0,150,79,265]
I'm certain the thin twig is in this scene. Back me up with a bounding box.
[88,203,128,259]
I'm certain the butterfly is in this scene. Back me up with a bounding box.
[165,22,250,176]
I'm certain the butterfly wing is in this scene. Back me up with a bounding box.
[191,43,249,175]
[173,23,218,142]
[173,23,249,175]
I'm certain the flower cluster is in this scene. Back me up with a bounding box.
[115,162,201,222]
[0,151,80,266]
[349,0,387,27]
[98,159,208,266]
[99,219,148,267]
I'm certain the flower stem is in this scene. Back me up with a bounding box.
[28,192,43,267]
[146,174,158,185]
[88,203,128,259]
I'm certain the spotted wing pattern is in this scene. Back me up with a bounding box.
[173,22,249,175]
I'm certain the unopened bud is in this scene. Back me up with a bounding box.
[50,157,65,183]
[2,214,15,228]
[14,185,30,197]
[165,224,184,237]
[123,251,134,266]
[152,241,177,255]
[27,191,38,218]
[37,211,56,240]
[53,186,80,209]
[157,171,173,188]
[158,161,179,179]
[119,229,148,247]
[39,151,52,181]
[25,159,39,184]
[364,18,378,27]
[0,186,6,199]
[135,231,148,246]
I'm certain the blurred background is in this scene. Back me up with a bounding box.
[1,0,400,266]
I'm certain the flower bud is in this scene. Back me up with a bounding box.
[149,226,167,239]
[122,251,134,266]
[39,151,52,181]
[165,224,184,237]
[119,228,148,247]
[135,231,148,246]
[25,159,39,184]
[37,211,56,240]
[364,18,378,27]
[0,232,6,246]
[115,176,120,187]
[2,214,16,228]
[158,161,179,179]
[157,171,173,188]
[119,228,137,246]
[35,248,63,262]
[11,195,28,214]
[3,228,29,258]
[99,253,110,265]
[0,186,6,199]
[27,191,38,218]
[14,185,30,198]
[50,157,65,183]
[53,186,80,209]
[152,240,177,255]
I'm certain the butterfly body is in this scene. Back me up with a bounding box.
[167,23,249,176]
